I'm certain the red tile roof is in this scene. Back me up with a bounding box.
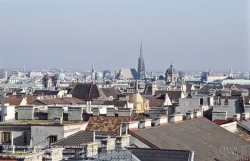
[86,115,146,133]
[0,96,24,106]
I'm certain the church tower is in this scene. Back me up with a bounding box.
[91,61,95,81]
[137,42,146,79]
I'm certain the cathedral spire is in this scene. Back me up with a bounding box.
[91,60,95,80]
[140,41,143,57]
[138,42,146,79]
[92,61,94,72]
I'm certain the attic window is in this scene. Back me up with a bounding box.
[2,132,11,143]
[49,135,57,145]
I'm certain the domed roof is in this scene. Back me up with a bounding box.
[166,63,178,75]
[58,69,65,80]
[95,72,103,80]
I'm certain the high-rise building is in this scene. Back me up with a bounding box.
[0,69,7,80]
[137,42,146,79]
[229,67,233,78]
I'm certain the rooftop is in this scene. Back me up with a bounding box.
[86,115,146,133]
[0,120,85,126]
[130,117,250,161]
[52,130,117,147]
[34,97,84,105]
[128,148,193,161]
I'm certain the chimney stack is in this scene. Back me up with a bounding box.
[1,92,6,122]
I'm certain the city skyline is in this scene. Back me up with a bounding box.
[0,0,250,71]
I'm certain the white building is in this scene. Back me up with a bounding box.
[7,70,28,84]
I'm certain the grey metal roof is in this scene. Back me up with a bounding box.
[131,117,250,161]
[238,120,250,132]
[51,131,118,147]
[128,148,194,161]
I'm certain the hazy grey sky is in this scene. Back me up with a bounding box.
[0,0,249,72]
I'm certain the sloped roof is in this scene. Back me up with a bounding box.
[34,97,84,105]
[33,90,59,96]
[26,95,37,105]
[51,131,117,147]
[0,96,24,106]
[186,84,194,91]
[224,84,243,90]
[69,83,120,100]
[128,148,193,161]
[69,83,103,100]
[154,91,182,100]
[201,83,223,90]
[33,90,49,95]
[148,95,165,107]
[119,68,137,79]
[86,115,146,133]
[131,117,250,161]
[46,90,60,96]
[99,88,120,98]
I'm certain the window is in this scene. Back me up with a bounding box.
[200,98,203,105]
[49,135,57,145]
[23,132,27,144]
[2,132,11,143]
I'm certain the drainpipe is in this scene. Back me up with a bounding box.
[11,133,13,146]
[93,131,95,142]
[119,124,122,136]
[125,123,128,135]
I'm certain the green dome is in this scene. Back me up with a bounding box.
[95,72,103,80]
[58,69,65,81]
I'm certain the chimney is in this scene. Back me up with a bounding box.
[115,135,131,148]
[233,114,241,121]
[168,114,183,124]
[107,107,115,117]
[220,99,225,106]
[48,106,63,120]
[80,142,99,158]
[43,148,64,161]
[153,116,168,126]
[186,111,194,120]
[241,113,249,120]
[124,121,139,130]
[1,92,6,122]
[194,110,202,118]
[54,117,63,125]
[17,105,35,120]
[101,137,116,151]
[92,107,100,116]
[118,108,132,117]
[139,119,152,129]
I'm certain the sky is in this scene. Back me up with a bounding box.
[0,0,249,72]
